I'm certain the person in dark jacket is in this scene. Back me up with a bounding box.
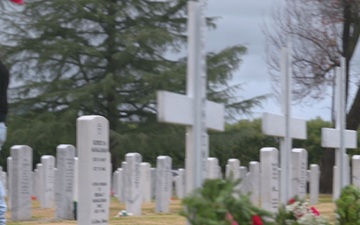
[0,60,8,225]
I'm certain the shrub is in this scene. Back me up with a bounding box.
[336,185,360,225]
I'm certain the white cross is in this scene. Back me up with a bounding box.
[261,47,307,205]
[321,58,357,200]
[157,1,224,195]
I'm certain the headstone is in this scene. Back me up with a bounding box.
[309,164,320,205]
[175,168,185,199]
[260,147,279,213]
[239,166,249,193]
[226,159,240,180]
[77,115,110,225]
[73,157,78,204]
[115,168,123,202]
[55,144,75,220]
[125,153,142,216]
[10,145,32,221]
[141,162,152,203]
[31,171,35,198]
[112,171,119,197]
[36,163,43,204]
[352,155,360,188]
[290,148,308,199]
[249,161,260,205]
[262,47,307,204]
[151,168,156,200]
[7,157,11,206]
[155,156,172,213]
[206,157,219,179]
[40,155,55,208]
[120,162,127,203]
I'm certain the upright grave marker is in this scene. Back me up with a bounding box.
[141,162,152,203]
[262,47,307,204]
[125,153,142,216]
[321,59,357,200]
[41,155,55,208]
[77,115,110,225]
[260,147,279,213]
[10,145,33,221]
[155,156,172,213]
[290,148,308,199]
[55,144,75,220]
[157,1,224,195]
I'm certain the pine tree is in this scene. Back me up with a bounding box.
[0,0,264,167]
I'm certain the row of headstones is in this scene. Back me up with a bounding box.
[7,143,360,222]
[5,145,176,220]
[109,147,322,215]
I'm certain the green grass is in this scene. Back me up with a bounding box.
[7,195,336,225]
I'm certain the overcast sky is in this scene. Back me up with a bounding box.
[206,0,333,121]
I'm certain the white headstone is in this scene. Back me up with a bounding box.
[352,155,360,188]
[260,147,279,213]
[151,168,156,200]
[112,171,119,197]
[155,156,172,213]
[55,144,75,220]
[239,166,249,194]
[125,153,142,216]
[77,115,110,225]
[141,162,152,203]
[226,159,240,180]
[40,155,55,208]
[249,161,260,205]
[6,156,11,205]
[309,164,320,205]
[175,168,185,199]
[10,145,32,221]
[290,148,308,199]
[36,163,43,204]
[120,162,127,203]
[73,157,78,204]
[115,168,123,202]
[206,157,219,179]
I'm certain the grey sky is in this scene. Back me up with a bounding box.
[206,0,333,121]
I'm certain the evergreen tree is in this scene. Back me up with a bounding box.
[0,0,264,168]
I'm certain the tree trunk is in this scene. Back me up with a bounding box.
[320,148,335,193]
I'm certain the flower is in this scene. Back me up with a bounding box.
[10,0,24,5]
[252,215,263,225]
[311,207,320,216]
[226,212,239,225]
[282,198,329,225]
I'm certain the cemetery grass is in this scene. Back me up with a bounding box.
[6,195,336,225]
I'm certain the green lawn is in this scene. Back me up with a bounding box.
[7,195,336,225]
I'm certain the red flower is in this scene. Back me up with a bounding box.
[311,207,320,216]
[10,0,24,5]
[252,215,263,225]
[288,198,296,204]
[226,212,239,225]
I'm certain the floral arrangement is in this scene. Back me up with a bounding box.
[276,197,330,225]
[181,178,274,225]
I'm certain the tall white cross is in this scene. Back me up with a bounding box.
[321,57,357,200]
[157,1,224,195]
[261,47,307,205]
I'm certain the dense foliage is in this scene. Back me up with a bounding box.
[336,185,360,225]
[181,178,274,225]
